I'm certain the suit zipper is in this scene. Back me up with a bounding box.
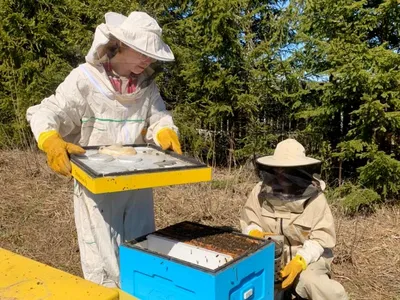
[280,218,292,261]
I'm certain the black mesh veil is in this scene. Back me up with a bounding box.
[255,161,323,201]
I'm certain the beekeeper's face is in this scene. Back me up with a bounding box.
[273,167,292,187]
[117,44,156,74]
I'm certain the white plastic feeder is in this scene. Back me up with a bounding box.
[141,234,233,270]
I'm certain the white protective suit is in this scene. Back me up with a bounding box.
[240,182,348,300]
[26,12,177,287]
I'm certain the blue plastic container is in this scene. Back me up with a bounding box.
[120,222,275,300]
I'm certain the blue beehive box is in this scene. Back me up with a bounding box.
[120,221,275,300]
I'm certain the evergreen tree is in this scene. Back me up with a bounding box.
[290,0,400,198]
[0,0,135,146]
[140,0,290,165]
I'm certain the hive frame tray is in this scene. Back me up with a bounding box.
[70,144,212,194]
[124,221,271,274]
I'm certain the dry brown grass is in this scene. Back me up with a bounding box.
[1,150,399,299]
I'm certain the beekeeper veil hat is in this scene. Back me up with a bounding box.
[86,11,175,64]
[256,139,321,167]
[256,139,326,193]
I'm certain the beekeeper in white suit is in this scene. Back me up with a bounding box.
[240,139,348,300]
[27,11,182,287]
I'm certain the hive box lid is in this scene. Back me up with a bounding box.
[70,144,212,194]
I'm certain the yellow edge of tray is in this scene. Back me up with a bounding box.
[71,162,212,194]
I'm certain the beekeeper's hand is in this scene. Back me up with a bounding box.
[39,130,85,176]
[281,254,307,289]
[248,229,276,239]
[156,128,182,155]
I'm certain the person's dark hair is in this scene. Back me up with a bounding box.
[97,37,121,59]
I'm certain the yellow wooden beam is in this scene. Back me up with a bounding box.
[0,248,136,300]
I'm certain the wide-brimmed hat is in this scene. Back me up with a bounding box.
[86,11,174,64]
[256,139,321,167]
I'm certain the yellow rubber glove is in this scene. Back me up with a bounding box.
[248,229,276,239]
[156,128,182,155]
[39,130,85,177]
[281,254,307,289]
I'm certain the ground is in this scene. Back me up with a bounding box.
[0,150,399,300]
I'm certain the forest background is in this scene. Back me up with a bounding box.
[1,0,400,211]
